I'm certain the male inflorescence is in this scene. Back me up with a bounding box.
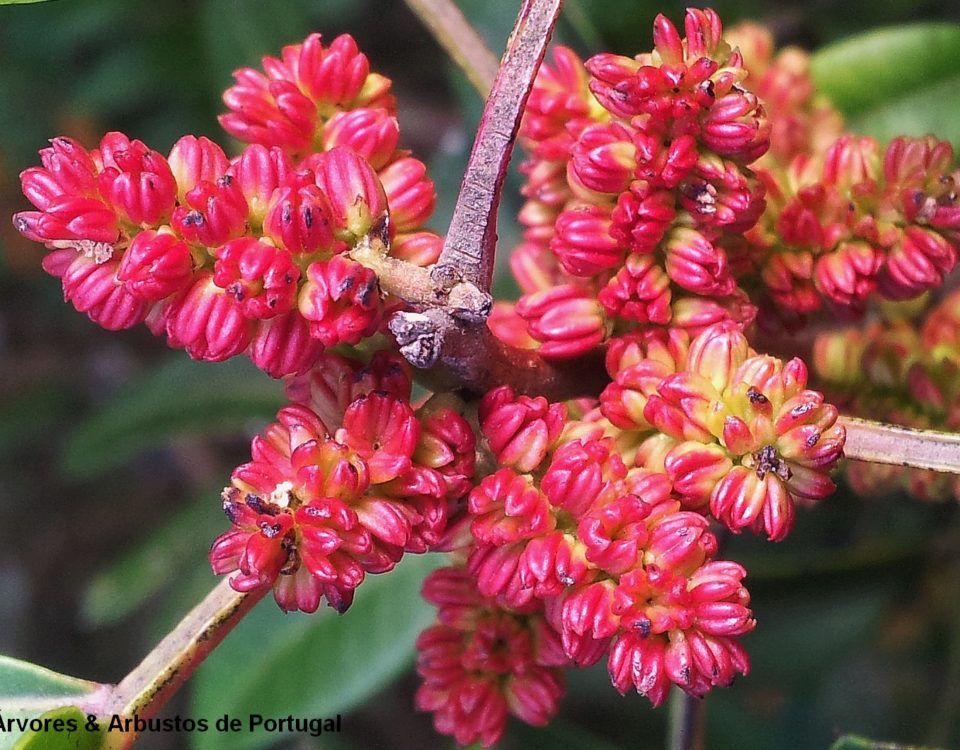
[12,9,960,747]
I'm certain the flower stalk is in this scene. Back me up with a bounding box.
[840,417,960,474]
[105,578,266,721]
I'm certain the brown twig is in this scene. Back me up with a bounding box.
[404,0,500,96]
[105,578,266,722]
[439,0,565,291]
[841,416,960,474]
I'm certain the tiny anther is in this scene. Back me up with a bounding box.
[747,387,769,405]
[753,444,792,481]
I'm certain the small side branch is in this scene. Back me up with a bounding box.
[668,690,706,750]
[404,0,500,96]
[440,0,565,290]
[106,578,266,721]
[841,417,960,474]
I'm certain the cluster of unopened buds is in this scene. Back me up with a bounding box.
[12,5,960,747]
[14,33,438,377]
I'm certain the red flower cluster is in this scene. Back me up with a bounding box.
[13,34,439,377]
[463,376,757,702]
[721,26,960,327]
[493,9,769,360]
[416,567,568,747]
[814,292,960,502]
[209,352,475,612]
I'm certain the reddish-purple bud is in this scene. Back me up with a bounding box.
[117,229,193,301]
[172,176,249,247]
[297,255,380,346]
[263,171,337,254]
[479,386,567,473]
[168,135,230,197]
[308,146,388,244]
[516,285,610,359]
[213,237,300,319]
[322,108,400,170]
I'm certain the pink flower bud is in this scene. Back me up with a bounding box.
[117,229,193,300]
[14,196,119,245]
[664,227,735,296]
[220,71,318,153]
[542,438,623,518]
[228,144,293,225]
[96,132,177,226]
[165,272,252,361]
[322,108,400,170]
[390,231,442,267]
[585,53,642,119]
[878,226,957,300]
[479,386,567,473]
[516,285,610,359]
[298,255,380,346]
[31,136,99,202]
[338,391,420,485]
[213,237,300,318]
[610,185,676,254]
[248,310,324,378]
[284,33,370,106]
[378,157,435,233]
[685,321,751,392]
[171,176,248,246]
[551,204,625,276]
[310,146,388,243]
[598,254,672,323]
[663,442,734,508]
[469,469,554,545]
[56,252,149,330]
[168,136,230,197]
[814,241,881,310]
[608,632,671,704]
[263,171,337,254]
[571,122,637,195]
[822,135,879,189]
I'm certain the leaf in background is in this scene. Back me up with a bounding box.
[81,490,225,627]
[61,356,283,480]
[0,384,72,459]
[830,735,944,750]
[0,0,60,4]
[11,706,106,750]
[0,656,105,750]
[811,24,960,144]
[190,553,443,750]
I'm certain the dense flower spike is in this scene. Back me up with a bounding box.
[210,353,474,612]
[501,8,768,358]
[16,10,941,747]
[13,34,437,378]
[416,568,568,747]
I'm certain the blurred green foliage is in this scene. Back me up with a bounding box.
[0,1,959,749]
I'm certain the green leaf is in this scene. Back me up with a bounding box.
[0,0,61,5]
[61,356,283,480]
[81,489,225,627]
[848,75,960,147]
[811,24,960,115]
[830,735,944,750]
[191,554,443,750]
[11,707,106,750]
[0,656,105,750]
[811,24,960,145]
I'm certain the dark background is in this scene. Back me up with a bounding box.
[1,1,959,749]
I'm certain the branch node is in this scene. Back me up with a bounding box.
[388,309,451,369]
